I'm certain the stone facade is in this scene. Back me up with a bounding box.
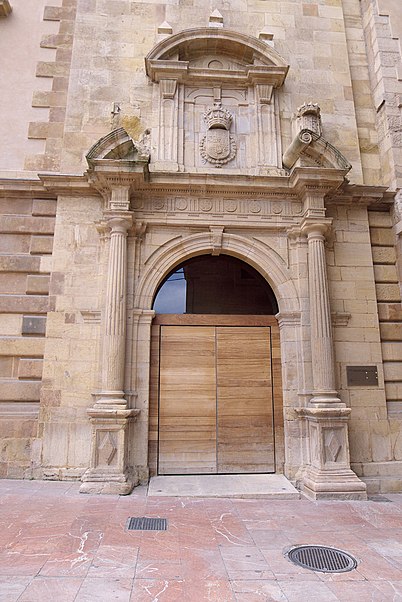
[0,0,401,497]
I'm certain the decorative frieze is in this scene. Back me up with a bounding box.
[132,195,302,219]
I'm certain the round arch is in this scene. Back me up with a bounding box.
[134,231,299,314]
[145,27,288,69]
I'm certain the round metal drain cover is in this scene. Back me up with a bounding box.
[287,545,357,573]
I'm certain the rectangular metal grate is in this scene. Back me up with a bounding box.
[127,517,167,531]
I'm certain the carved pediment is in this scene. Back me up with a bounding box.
[145,28,289,87]
[189,55,246,71]
[283,104,352,174]
[146,29,289,175]
[86,128,150,168]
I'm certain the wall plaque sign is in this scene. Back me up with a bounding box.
[346,366,378,387]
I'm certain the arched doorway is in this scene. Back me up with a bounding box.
[148,255,284,476]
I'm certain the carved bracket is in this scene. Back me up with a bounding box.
[209,226,225,255]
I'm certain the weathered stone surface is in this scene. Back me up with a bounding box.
[380,322,402,340]
[372,246,397,264]
[0,337,45,356]
[25,275,50,295]
[370,227,397,246]
[0,381,41,402]
[375,283,401,302]
[378,302,402,321]
[0,215,55,235]
[374,264,399,282]
[0,296,50,315]
[0,255,41,273]
[32,199,57,217]
[18,358,43,380]
[30,236,54,255]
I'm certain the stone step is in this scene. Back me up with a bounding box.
[148,474,300,499]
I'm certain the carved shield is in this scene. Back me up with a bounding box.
[206,129,231,161]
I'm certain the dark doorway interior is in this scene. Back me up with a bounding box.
[153,254,278,315]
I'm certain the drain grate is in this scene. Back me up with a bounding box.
[127,517,167,531]
[287,545,357,573]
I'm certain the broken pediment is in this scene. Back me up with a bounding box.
[283,104,352,173]
[86,128,150,169]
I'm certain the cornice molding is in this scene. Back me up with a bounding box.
[1,171,393,210]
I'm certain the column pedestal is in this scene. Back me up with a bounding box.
[297,407,367,500]
[80,408,140,495]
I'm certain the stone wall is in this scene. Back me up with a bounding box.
[0,192,56,478]
[38,193,103,480]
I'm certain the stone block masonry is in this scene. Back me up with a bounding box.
[0,192,57,479]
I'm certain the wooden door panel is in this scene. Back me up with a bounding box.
[157,323,276,475]
[158,326,217,475]
[216,326,274,473]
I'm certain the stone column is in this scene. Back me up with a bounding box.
[99,214,132,405]
[297,219,367,500]
[305,222,340,406]
[80,209,139,495]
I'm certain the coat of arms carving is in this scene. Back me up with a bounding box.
[200,102,237,167]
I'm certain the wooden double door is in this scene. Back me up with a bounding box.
[155,316,276,475]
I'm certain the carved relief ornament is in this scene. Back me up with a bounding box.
[200,103,237,167]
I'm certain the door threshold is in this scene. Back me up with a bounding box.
[147,474,300,499]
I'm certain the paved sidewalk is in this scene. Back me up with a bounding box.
[1,480,402,601]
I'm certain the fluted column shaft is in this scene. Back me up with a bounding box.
[99,214,132,405]
[305,223,342,406]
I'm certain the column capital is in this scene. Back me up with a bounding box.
[275,311,301,329]
[131,309,156,325]
[103,211,133,234]
[301,217,332,239]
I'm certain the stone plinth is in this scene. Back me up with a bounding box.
[298,408,367,500]
[80,407,140,495]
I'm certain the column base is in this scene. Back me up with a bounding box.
[80,470,135,495]
[302,465,367,500]
[80,406,140,496]
[297,406,367,500]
